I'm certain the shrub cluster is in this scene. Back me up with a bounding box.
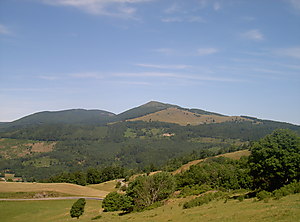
[183,191,226,209]
[256,181,300,201]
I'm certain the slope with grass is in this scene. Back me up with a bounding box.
[172,150,251,174]
[127,107,254,126]
[0,182,108,198]
[0,193,299,222]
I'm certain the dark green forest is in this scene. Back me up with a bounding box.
[0,119,299,181]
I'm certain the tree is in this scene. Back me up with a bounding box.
[102,192,134,212]
[249,129,300,191]
[126,172,176,209]
[70,198,86,219]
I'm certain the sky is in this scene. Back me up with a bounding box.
[0,0,300,125]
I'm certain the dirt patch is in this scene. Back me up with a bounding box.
[31,142,56,153]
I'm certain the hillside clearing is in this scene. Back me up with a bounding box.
[87,180,118,193]
[173,150,251,174]
[127,107,254,126]
[0,182,108,198]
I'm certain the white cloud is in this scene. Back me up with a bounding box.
[274,47,300,59]
[161,17,183,23]
[38,75,61,80]
[136,63,190,70]
[164,3,181,14]
[69,72,103,79]
[40,0,153,17]
[197,48,219,56]
[161,16,205,23]
[114,72,240,82]
[213,2,221,11]
[288,0,300,10]
[0,24,11,35]
[241,29,264,41]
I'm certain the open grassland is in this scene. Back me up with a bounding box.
[87,180,118,193]
[173,150,251,174]
[1,193,299,222]
[0,182,108,198]
[127,108,253,126]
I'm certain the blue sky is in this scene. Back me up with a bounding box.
[0,0,300,125]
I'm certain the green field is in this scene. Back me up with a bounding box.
[1,193,299,222]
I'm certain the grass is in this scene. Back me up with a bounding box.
[0,193,299,221]
[0,191,70,199]
[173,150,251,174]
[127,107,254,126]
[0,182,108,197]
[87,180,118,193]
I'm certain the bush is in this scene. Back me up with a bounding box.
[102,192,133,212]
[183,191,226,209]
[273,181,300,199]
[70,198,86,219]
[256,191,272,202]
[127,172,176,210]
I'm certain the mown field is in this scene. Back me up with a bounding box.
[1,193,299,222]
[0,182,108,197]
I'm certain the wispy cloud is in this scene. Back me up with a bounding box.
[69,72,103,79]
[288,0,300,11]
[40,0,153,18]
[38,75,61,80]
[0,24,11,35]
[213,2,221,11]
[197,48,219,56]
[136,63,190,70]
[273,47,300,59]
[161,16,205,23]
[114,72,241,82]
[164,3,181,14]
[161,17,183,23]
[241,29,264,41]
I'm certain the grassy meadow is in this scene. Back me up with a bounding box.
[1,193,299,222]
[0,182,108,197]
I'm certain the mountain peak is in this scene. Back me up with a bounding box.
[142,101,169,108]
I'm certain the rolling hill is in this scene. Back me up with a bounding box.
[0,101,299,181]
[0,109,115,130]
[127,107,254,126]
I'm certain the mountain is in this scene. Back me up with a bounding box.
[0,101,299,181]
[112,101,178,122]
[127,107,253,126]
[1,101,298,129]
[0,109,115,129]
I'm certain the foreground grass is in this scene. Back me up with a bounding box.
[1,193,299,222]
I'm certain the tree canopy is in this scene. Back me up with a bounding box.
[249,129,300,191]
[70,198,86,219]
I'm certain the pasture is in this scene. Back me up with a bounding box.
[0,193,299,221]
[0,182,108,198]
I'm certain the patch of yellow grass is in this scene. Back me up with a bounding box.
[87,180,118,192]
[127,108,253,126]
[0,182,108,198]
[173,150,251,174]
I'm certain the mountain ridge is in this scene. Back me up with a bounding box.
[0,101,299,129]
